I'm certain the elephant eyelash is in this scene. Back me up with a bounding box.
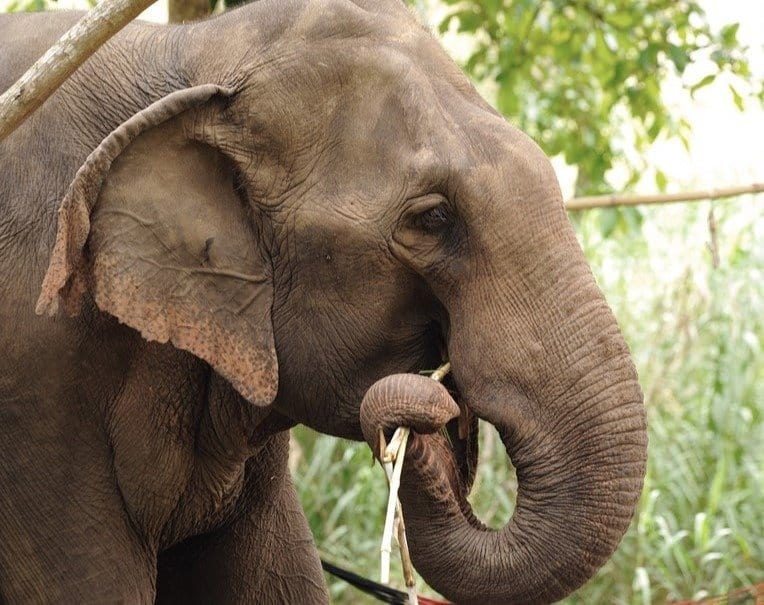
[409,203,453,235]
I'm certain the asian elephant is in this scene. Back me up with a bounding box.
[0,0,647,603]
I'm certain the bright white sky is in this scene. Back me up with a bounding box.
[645,1,764,193]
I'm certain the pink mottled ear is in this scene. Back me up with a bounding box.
[36,86,277,406]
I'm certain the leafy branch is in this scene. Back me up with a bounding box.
[435,0,762,200]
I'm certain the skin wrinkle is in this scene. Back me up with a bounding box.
[548,357,633,426]
[140,257,267,283]
[98,207,156,228]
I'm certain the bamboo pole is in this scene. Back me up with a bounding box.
[0,0,157,143]
[566,182,763,210]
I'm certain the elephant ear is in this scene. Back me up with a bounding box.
[36,85,277,407]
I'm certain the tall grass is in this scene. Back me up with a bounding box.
[293,198,764,604]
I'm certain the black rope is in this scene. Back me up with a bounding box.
[321,559,409,605]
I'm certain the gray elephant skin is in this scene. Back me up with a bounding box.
[0,1,647,603]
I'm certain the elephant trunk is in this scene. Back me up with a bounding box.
[361,268,647,604]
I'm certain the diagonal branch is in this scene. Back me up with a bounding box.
[0,0,157,142]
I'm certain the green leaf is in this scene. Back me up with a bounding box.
[690,74,716,97]
[668,44,690,74]
[623,206,643,233]
[710,48,731,66]
[647,113,665,142]
[496,77,520,118]
[454,9,482,33]
[655,169,668,191]
[638,44,659,70]
[438,15,455,34]
[729,84,744,111]
[464,47,488,74]
[720,22,740,47]
[599,208,619,239]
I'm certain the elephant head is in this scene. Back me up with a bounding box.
[36,0,647,602]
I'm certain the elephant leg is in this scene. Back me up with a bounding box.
[0,396,157,604]
[155,433,328,605]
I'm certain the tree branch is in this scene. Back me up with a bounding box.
[0,0,157,143]
[566,182,763,210]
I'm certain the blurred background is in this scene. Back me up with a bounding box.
[3,0,761,602]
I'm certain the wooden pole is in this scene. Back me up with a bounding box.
[566,182,763,210]
[0,0,157,143]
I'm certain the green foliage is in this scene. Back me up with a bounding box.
[433,0,760,195]
[1,0,49,11]
[296,199,764,603]
[0,0,95,12]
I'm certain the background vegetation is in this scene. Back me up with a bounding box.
[2,0,761,602]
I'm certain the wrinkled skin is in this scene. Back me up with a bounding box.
[0,1,647,603]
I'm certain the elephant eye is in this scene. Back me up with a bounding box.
[409,202,453,235]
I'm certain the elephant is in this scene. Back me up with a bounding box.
[0,0,647,603]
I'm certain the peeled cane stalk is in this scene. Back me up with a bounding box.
[378,362,451,603]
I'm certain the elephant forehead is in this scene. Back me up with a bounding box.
[291,0,424,46]
[257,6,480,140]
[311,62,482,181]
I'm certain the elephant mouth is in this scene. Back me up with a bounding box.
[415,320,480,496]
[437,373,479,497]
